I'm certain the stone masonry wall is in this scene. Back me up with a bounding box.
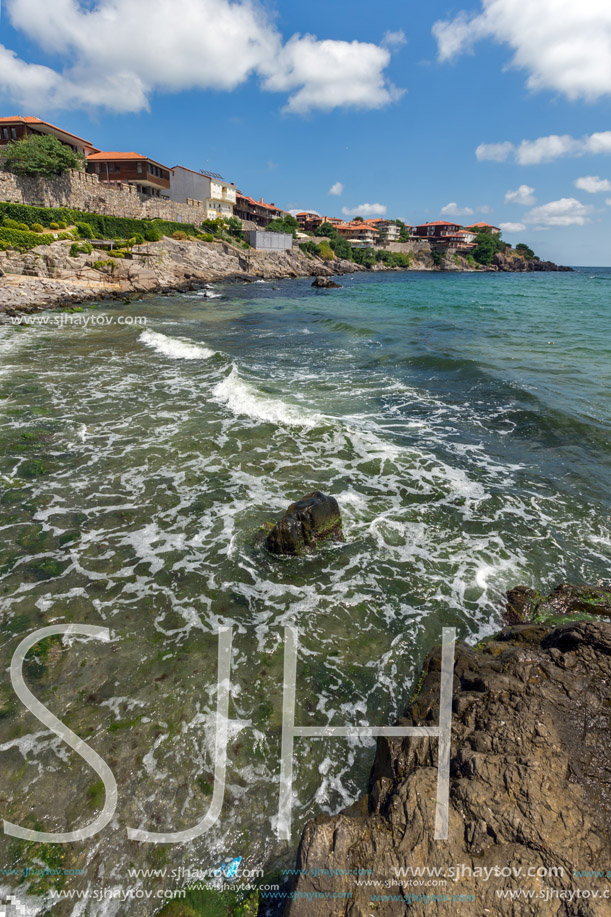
[0,169,206,225]
[376,239,432,254]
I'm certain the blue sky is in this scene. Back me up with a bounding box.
[1,0,611,264]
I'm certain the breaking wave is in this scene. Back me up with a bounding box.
[139,329,216,360]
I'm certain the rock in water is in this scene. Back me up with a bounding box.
[312,276,341,288]
[265,491,343,555]
[285,595,611,914]
[505,582,611,624]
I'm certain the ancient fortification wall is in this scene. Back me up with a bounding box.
[0,169,205,224]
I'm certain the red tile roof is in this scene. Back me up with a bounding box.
[87,151,171,171]
[237,193,287,214]
[466,222,500,230]
[0,116,96,149]
[417,221,463,227]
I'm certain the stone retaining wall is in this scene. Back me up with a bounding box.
[0,169,205,225]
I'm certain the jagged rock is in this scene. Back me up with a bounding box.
[265,491,343,555]
[0,239,362,313]
[312,276,341,288]
[505,582,611,625]
[285,589,611,915]
[493,250,573,272]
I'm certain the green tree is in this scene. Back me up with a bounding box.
[226,216,243,237]
[516,242,535,260]
[267,215,298,237]
[2,134,86,178]
[472,230,506,265]
[395,219,412,242]
[330,236,352,260]
[315,221,340,239]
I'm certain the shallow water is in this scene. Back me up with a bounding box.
[0,268,609,910]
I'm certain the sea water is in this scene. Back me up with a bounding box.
[0,268,609,906]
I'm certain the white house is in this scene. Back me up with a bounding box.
[170,166,236,220]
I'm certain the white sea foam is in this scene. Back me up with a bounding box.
[139,329,215,360]
[212,365,325,428]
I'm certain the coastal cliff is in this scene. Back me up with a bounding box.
[0,237,363,313]
[285,584,611,916]
[0,236,570,314]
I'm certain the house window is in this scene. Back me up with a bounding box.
[2,129,8,139]
[137,163,142,173]
[10,128,16,139]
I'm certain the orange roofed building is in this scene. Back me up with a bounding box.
[86,152,172,197]
[234,193,288,228]
[0,116,98,157]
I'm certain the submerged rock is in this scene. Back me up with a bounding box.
[312,275,341,288]
[265,491,343,555]
[285,587,611,915]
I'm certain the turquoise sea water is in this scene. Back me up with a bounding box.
[0,268,609,904]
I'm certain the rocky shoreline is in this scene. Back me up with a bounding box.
[0,237,364,314]
[0,237,571,315]
[285,583,611,915]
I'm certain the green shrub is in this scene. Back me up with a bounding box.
[76,222,93,239]
[109,249,125,258]
[172,230,187,241]
[0,202,197,243]
[300,241,321,256]
[145,228,161,242]
[2,134,86,178]
[0,228,54,252]
[132,233,145,245]
[317,242,335,261]
[31,223,45,233]
[57,221,67,230]
[18,222,30,232]
[3,218,20,229]
[49,222,60,230]
[93,259,116,272]
[201,232,214,242]
[69,241,94,257]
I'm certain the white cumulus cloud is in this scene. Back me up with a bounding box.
[516,135,582,165]
[476,131,611,165]
[499,222,526,233]
[575,175,611,193]
[433,0,611,101]
[476,141,514,162]
[382,29,407,48]
[0,0,404,114]
[441,202,474,216]
[525,198,593,229]
[504,185,536,205]
[328,182,344,196]
[342,203,388,217]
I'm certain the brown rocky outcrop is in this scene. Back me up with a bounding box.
[493,250,572,272]
[0,238,363,313]
[285,588,611,916]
